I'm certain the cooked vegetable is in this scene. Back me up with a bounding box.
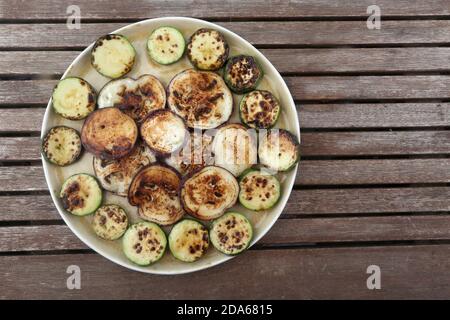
[239,90,280,129]
[169,219,209,262]
[60,173,102,216]
[140,109,187,156]
[93,141,156,196]
[180,166,239,221]
[128,164,184,226]
[91,34,135,78]
[52,77,96,120]
[81,107,138,160]
[167,69,233,129]
[224,55,263,94]
[97,74,166,123]
[123,222,167,266]
[212,123,257,176]
[42,126,82,166]
[147,26,185,65]
[210,212,253,255]
[187,28,229,70]
[238,169,280,211]
[92,204,128,240]
[258,129,300,172]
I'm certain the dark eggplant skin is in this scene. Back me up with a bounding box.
[187,28,229,71]
[223,55,264,94]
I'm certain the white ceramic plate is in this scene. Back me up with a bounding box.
[41,17,300,274]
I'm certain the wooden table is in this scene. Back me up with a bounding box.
[1,0,450,299]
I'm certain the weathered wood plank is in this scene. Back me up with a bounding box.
[0,108,45,132]
[0,137,42,161]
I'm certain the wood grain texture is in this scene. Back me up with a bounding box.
[0,108,45,132]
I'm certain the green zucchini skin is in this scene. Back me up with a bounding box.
[258,129,300,172]
[239,90,281,129]
[210,212,253,255]
[238,169,281,211]
[42,126,82,166]
[224,55,263,94]
[168,219,209,262]
[147,26,185,65]
[187,28,229,71]
[92,204,129,240]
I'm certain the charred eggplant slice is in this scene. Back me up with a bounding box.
[180,166,239,221]
[224,55,263,94]
[60,173,102,216]
[239,90,280,129]
[169,219,209,262]
[93,141,156,196]
[81,107,138,160]
[167,69,233,129]
[123,222,167,266]
[210,212,253,255]
[187,28,229,71]
[140,109,187,156]
[42,126,82,166]
[92,204,128,240]
[91,34,135,79]
[258,129,300,172]
[128,164,184,226]
[97,74,166,123]
[147,26,185,65]
[52,77,96,120]
[212,123,257,177]
[239,169,281,211]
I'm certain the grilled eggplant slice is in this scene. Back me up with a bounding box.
[93,141,156,196]
[60,174,102,216]
[258,129,300,172]
[240,90,280,129]
[140,109,187,156]
[52,77,96,120]
[210,212,253,255]
[169,219,209,262]
[180,166,239,221]
[91,34,135,79]
[212,123,257,177]
[128,164,184,226]
[123,222,167,266]
[81,107,138,160]
[97,74,166,123]
[187,28,229,71]
[167,69,233,129]
[92,204,128,240]
[239,169,280,211]
[224,55,263,94]
[42,126,82,166]
[147,26,185,65]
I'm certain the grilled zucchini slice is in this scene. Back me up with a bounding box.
[97,74,166,123]
[123,222,167,266]
[147,26,185,65]
[239,169,280,211]
[92,204,128,240]
[180,166,239,221]
[224,55,263,94]
[167,69,233,129]
[258,129,300,172]
[42,126,82,166]
[52,77,96,120]
[210,212,253,255]
[169,219,209,262]
[60,174,102,216]
[187,28,229,71]
[91,34,135,79]
[240,90,281,129]
[81,107,138,160]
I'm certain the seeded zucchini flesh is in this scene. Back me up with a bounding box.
[239,170,281,211]
[224,55,263,94]
[147,26,185,65]
[240,90,281,129]
[60,174,102,216]
[187,28,229,71]
[92,204,128,240]
[258,129,300,172]
[210,212,253,255]
[42,126,82,166]
[169,219,209,262]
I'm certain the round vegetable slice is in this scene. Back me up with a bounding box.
[180,166,239,221]
[224,55,263,94]
[123,222,167,266]
[92,204,128,240]
[91,34,135,79]
[169,219,209,262]
[210,212,253,255]
[147,26,185,65]
[258,129,300,172]
[42,126,82,166]
[81,107,138,160]
[239,90,281,129]
[187,28,229,70]
[238,169,281,211]
[60,173,102,216]
[52,77,96,120]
